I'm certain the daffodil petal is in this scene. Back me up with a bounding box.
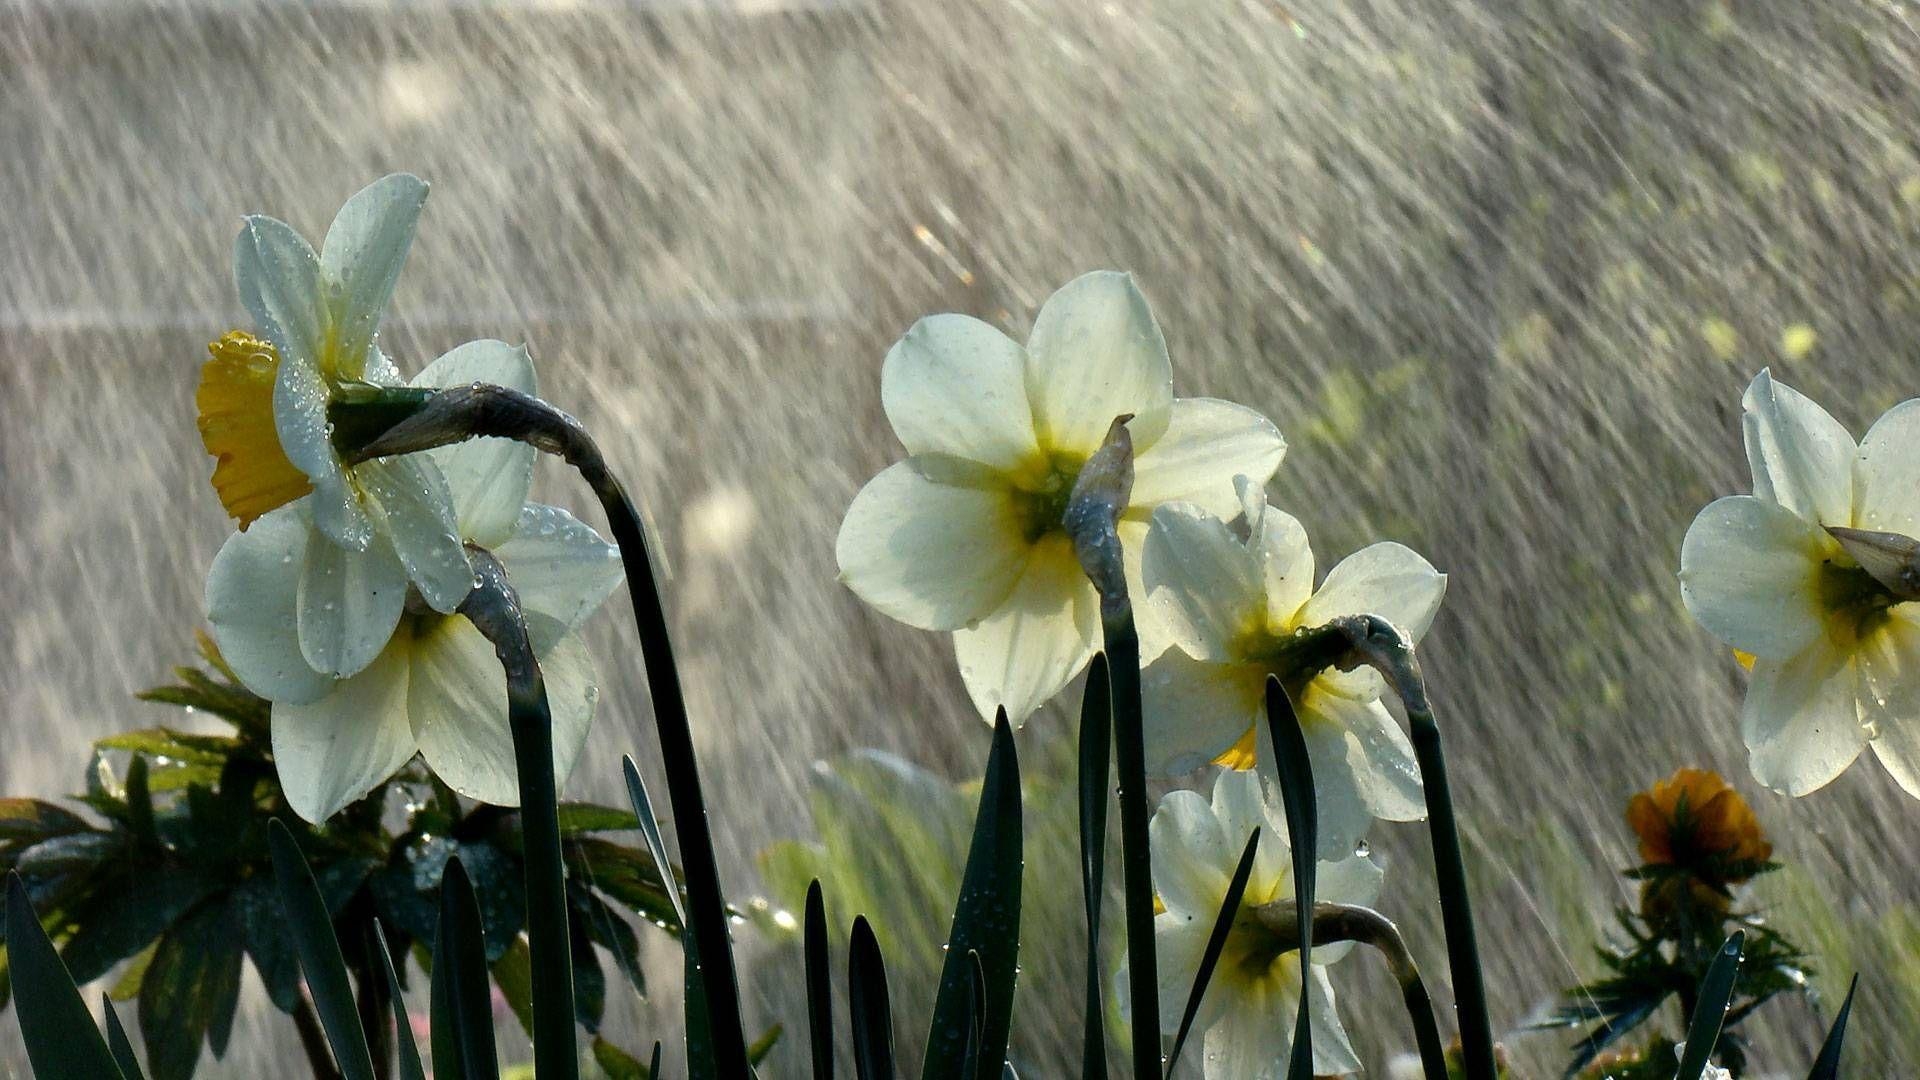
[275,349,372,551]
[1304,966,1361,1076]
[1298,541,1446,643]
[358,456,471,614]
[1141,652,1265,775]
[952,535,1099,722]
[1855,398,1920,538]
[1310,854,1385,966]
[1148,788,1231,918]
[1284,703,1375,862]
[297,528,407,678]
[1306,689,1424,822]
[414,339,538,547]
[234,215,325,372]
[1142,503,1265,662]
[1742,368,1855,524]
[1151,913,1216,1032]
[1200,978,1296,1080]
[1743,641,1867,796]
[321,174,428,379]
[205,508,333,705]
[1856,609,1920,799]
[407,619,598,805]
[881,313,1041,473]
[1024,271,1174,456]
[1679,494,1826,659]
[1211,768,1292,890]
[837,458,1031,633]
[1129,398,1286,519]
[271,641,417,822]
[493,504,624,643]
[1247,492,1314,627]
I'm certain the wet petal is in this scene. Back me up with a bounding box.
[1857,608,1920,799]
[1308,689,1424,822]
[837,458,1031,632]
[1742,368,1855,524]
[414,339,539,547]
[205,507,332,704]
[275,349,371,551]
[271,641,417,822]
[1743,639,1867,796]
[297,529,408,678]
[1141,503,1264,662]
[952,535,1099,722]
[881,313,1041,473]
[321,174,428,379]
[1142,652,1266,776]
[234,215,325,372]
[1305,966,1362,1076]
[1149,788,1230,918]
[1286,701,1376,862]
[1024,271,1174,457]
[1210,768,1292,890]
[493,504,625,639]
[1855,398,1920,539]
[1129,398,1285,519]
[1299,542,1446,643]
[359,456,471,614]
[1243,487,1315,627]
[1200,976,1296,1080]
[1151,914,1215,1032]
[1679,495,1826,660]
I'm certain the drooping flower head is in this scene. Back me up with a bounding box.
[198,174,475,680]
[1679,369,1920,798]
[1138,769,1380,1079]
[205,343,625,821]
[835,272,1286,722]
[1140,479,1445,859]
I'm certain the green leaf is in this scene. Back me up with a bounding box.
[750,1023,785,1066]
[1166,829,1261,1077]
[62,871,216,985]
[104,995,148,1080]
[371,920,428,1080]
[1806,974,1858,1080]
[1102,608,1162,1080]
[555,803,641,835]
[492,935,537,1036]
[124,756,156,848]
[572,887,646,996]
[1675,931,1745,1080]
[431,857,500,1080]
[94,728,234,767]
[137,900,244,1080]
[1077,653,1112,1080]
[268,819,377,1080]
[806,880,834,1079]
[590,1038,651,1079]
[233,875,302,1013]
[922,712,1023,1080]
[849,915,895,1080]
[572,918,607,1033]
[0,798,94,845]
[5,873,124,1078]
[1263,678,1316,1080]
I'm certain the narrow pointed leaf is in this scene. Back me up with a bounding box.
[370,922,426,1080]
[1263,678,1316,1080]
[960,951,987,1079]
[1674,931,1745,1080]
[267,820,376,1080]
[625,753,715,1076]
[1103,608,1160,1080]
[849,916,895,1080]
[1166,829,1260,1077]
[103,996,147,1080]
[1078,653,1113,1080]
[621,757,686,929]
[651,1040,664,1080]
[1806,974,1858,1080]
[923,712,1023,1080]
[806,880,835,1079]
[4,875,123,1078]
[431,858,500,1080]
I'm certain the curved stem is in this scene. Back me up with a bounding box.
[461,548,577,1080]
[354,385,751,1077]
[1248,902,1450,1079]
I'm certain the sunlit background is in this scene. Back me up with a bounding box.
[5,0,1920,1074]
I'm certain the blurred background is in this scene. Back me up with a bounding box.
[6,0,1920,1074]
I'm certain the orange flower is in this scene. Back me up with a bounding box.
[1625,767,1772,884]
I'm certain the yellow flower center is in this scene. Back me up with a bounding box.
[196,331,314,527]
[1211,621,1353,770]
[1008,453,1087,543]
[1815,556,1898,646]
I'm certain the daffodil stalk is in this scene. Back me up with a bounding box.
[342,378,754,1077]
[455,547,576,1080]
[1060,415,1163,1079]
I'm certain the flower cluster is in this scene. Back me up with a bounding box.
[835,273,1445,1076]
[195,176,622,822]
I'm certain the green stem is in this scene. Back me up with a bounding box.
[1102,608,1160,1080]
[293,996,346,1080]
[461,549,577,1080]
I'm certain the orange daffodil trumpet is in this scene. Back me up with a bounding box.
[1130,770,1381,1079]
[835,272,1286,722]
[198,174,476,679]
[1140,478,1446,860]
[1680,369,1920,798]
[206,343,625,821]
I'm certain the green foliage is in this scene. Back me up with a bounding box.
[0,648,676,1079]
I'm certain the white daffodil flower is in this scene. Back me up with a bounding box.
[835,271,1286,723]
[1139,478,1445,860]
[1680,369,1920,799]
[1130,769,1381,1079]
[205,342,625,822]
[197,174,475,680]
